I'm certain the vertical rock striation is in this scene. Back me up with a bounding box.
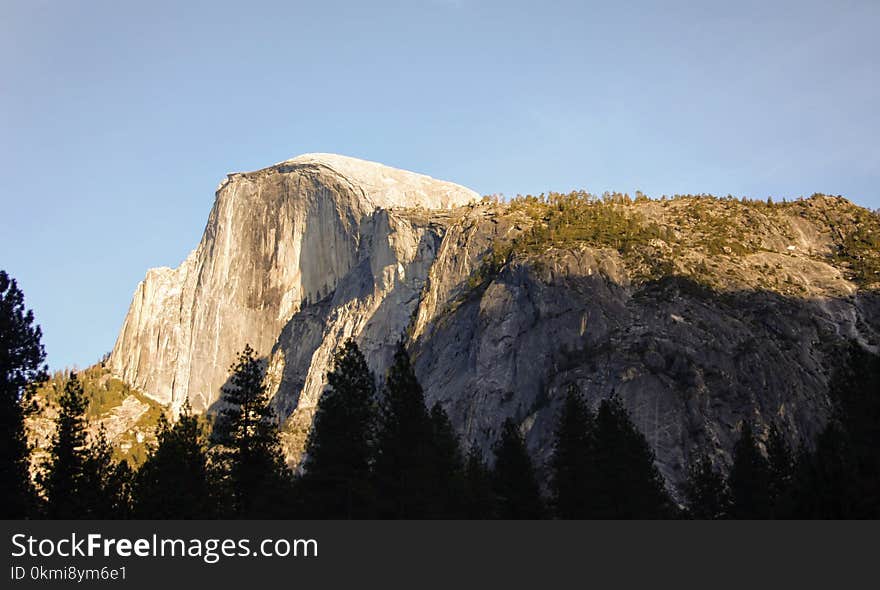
[109,154,478,416]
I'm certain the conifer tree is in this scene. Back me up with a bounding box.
[300,340,377,518]
[829,344,880,517]
[81,427,132,518]
[766,423,794,517]
[590,396,671,518]
[0,270,47,518]
[134,401,214,519]
[39,373,90,518]
[211,345,291,518]
[427,402,466,517]
[373,343,436,518]
[683,454,731,519]
[492,418,545,519]
[785,346,879,518]
[550,385,595,519]
[790,422,858,518]
[463,444,496,519]
[105,460,134,519]
[729,421,772,519]
[39,374,133,519]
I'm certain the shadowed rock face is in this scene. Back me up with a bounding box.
[110,154,880,492]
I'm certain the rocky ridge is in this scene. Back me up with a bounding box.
[27,365,165,471]
[107,154,880,491]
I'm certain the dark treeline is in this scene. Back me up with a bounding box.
[2,269,879,519]
[684,343,880,519]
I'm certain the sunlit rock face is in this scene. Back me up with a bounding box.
[109,153,478,417]
[110,154,880,492]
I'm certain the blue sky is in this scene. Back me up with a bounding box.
[2,0,878,370]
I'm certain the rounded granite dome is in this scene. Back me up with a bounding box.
[268,153,480,210]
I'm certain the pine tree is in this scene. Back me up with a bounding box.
[300,340,377,518]
[492,418,545,519]
[211,345,291,518]
[39,373,133,519]
[590,396,671,518]
[829,344,880,517]
[463,444,495,519]
[729,421,772,518]
[683,454,731,519]
[0,270,47,518]
[427,402,466,517]
[373,343,436,518]
[134,401,214,518]
[39,373,90,518]
[81,427,132,518]
[790,422,858,518]
[766,424,794,517]
[785,345,880,518]
[105,460,134,519]
[550,385,595,519]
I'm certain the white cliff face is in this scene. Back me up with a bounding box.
[109,154,477,416]
[275,153,478,210]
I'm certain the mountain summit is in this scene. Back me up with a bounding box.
[263,153,479,209]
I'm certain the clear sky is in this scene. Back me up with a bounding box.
[2,0,878,370]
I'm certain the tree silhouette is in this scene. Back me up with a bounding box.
[766,423,794,517]
[492,418,545,519]
[211,345,291,518]
[104,459,134,519]
[134,401,214,518]
[300,340,377,518]
[755,345,880,519]
[373,343,437,518]
[81,427,132,518]
[829,344,880,517]
[0,270,47,518]
[426,402,467,517]
[39,373,90,518]
[590,396,671,518]
[789,422,858,518]
[729,421,772,519]
[463,444,496,519]
[683,454,731,519]
[38,373,133,519]
[550,385,595,518]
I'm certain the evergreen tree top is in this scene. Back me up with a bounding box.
[0,269,47,401]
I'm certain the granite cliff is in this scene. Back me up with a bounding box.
[108,154,880,492]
